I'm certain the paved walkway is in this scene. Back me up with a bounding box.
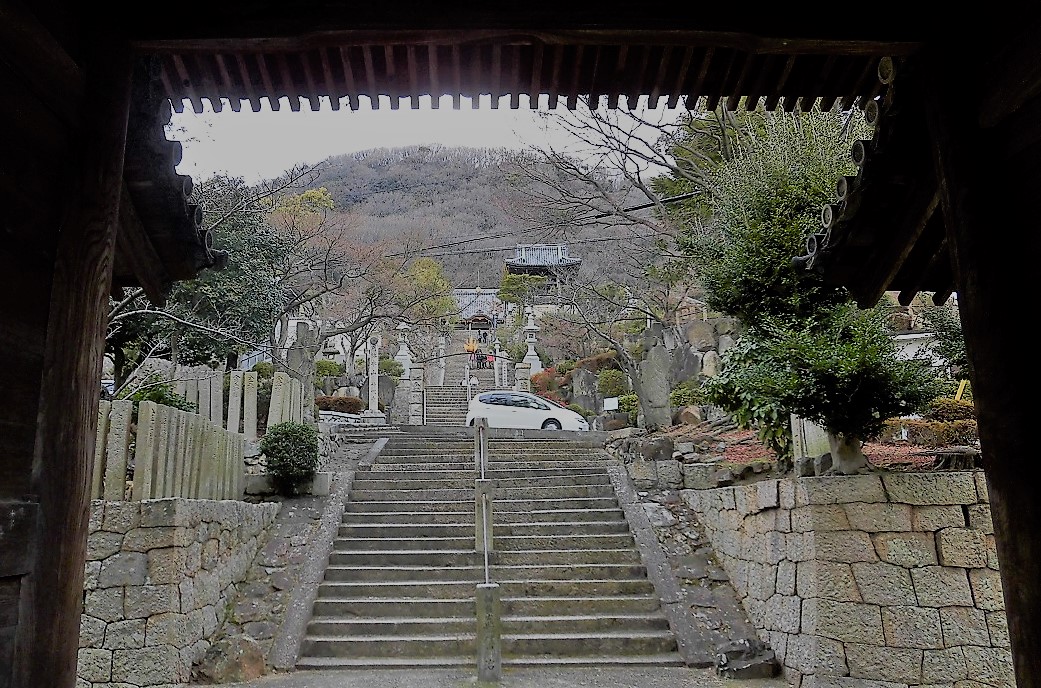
[221,666,789,688]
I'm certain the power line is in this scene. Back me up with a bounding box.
[386,190,700,258]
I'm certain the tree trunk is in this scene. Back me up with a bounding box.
[826,432,869,474]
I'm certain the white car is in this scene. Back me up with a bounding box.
[466,390,589,431]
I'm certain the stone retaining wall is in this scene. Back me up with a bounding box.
[682,472,1013,687]
[78,499,279,688]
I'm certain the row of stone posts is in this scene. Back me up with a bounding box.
[92,399,245,501]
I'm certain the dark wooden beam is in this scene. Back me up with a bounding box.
[924,46,1041,688]
[12,37,133,688]
[977,19,1041,127]
[115,183,171,306]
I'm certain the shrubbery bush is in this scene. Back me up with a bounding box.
[669,380,705,407]
[315,359,344,377]
[260,421,320,495]
[597,368,628,398]
[378,358,405,379]
[315,395,364,414]
[617,393,639,425]
[922,397,976,422]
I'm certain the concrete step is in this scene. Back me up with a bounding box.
[367,460,613,471]
[357,466,610,480]
[332,533,635,552]
[321,563,649,582]
[347,485,617,501]
[341,508,626,524]
[343,497,622,513]
[316,579,656,598]
[299,633,475,658]
[294,654,685,670]
[327,549,643,567]
[504,630,678,657]
[349,473,612,491]
[336,521,630,539]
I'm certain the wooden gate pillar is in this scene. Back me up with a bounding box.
[925,48,1041,687]
[13,39,134,688]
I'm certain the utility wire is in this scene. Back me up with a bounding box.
[386,190,699,258]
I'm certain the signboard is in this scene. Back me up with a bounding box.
[603,397,619,411]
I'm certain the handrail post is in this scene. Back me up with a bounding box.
[473,417,492,555]
[471,415,500,681]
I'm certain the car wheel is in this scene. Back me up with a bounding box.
[542,419,562,430]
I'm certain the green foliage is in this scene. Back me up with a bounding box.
[701,338,793,460]
[259,421,320,496]
[567,403,594,418]
[597,369,628,397]
[686,109,865,327]
[617,393,639,425]
[121,374,197,418]
[315,359,344,377]
[707,304,947,451]
[669,380,705,407]
[315,395,364,414]
[498,274,547,305]
[378,358,405,379]
[919,297,970,380]
[923,397,976,422]
[252,361,275,379]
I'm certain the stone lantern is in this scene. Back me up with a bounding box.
[521,305,543,374]
[393,321,413,375]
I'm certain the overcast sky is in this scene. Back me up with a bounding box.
[168,95,592,184]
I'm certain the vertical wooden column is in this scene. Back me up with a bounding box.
[924,50,1041,687]
[15,39,133,688]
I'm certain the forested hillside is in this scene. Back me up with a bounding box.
[311,145,536,286]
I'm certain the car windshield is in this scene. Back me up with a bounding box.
[537,395,569,410]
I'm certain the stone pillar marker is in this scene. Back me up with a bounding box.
[102,400,132,500]
[521,305,543,374]
[515,363,532,392]
[361,336,387,425]
[228,370,243,434]
[197,370,212,423]
[268,372,289,428]
[243,371,258,440]
[209,370,223,427]
[408,363,425,425]
[131,401,158,500]
[92,401,112,499]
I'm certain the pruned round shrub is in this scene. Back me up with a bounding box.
[669,380,705,407]
[260,421,320,496]
[315,359,344,377]
[251,361,274,379]
[922,397,976,422]
[315,395,363,414]
[597,368,627,397]
[378,358,404,379]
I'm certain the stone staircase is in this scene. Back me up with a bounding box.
[424,333,500,427]
[296,432,682,669]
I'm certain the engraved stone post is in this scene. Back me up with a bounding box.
[361,336,387,425]
[102,400,132,501]
[197,371,212,423]
[131,401,158,500]
[268,372,289,428]
[408,363,425,425]
[243,371,258,440]
[515,363,531,392]
[209,370,223,427]
[228,370,243,433]
[91,401,112,499]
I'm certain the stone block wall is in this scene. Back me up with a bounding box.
[682,472,1013,687]
[78,498,279,688]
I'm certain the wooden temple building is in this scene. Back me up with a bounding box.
[1,4,1040,686]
